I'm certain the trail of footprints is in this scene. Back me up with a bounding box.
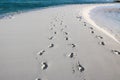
[76,15,120,55]
[35,15,86,80]
[35,14,120,80]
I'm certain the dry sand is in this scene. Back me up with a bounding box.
[0,4,120,80]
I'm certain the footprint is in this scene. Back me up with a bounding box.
[72,61,85,74]
[99,41,105,46]
[35,78,41,80]
[54,32,57,34]
[48,43,54,48]
[64,32,68,35]
[65,25,67,28]
[77,61,85,73]
[89,27,93,30]
[95,35,103,39]
[68,44,76,48]
[111,50,120,55]
[50,27,53,30]
[61,28,64,32]
[91,31,94,34]
[83,22,87,26]
[48,36,54,40]
[65,37,69,40]
[41,62,48,70]
[72,66,76,74]
[38,50,45,56]
[76,16,82,20]
[68,52,75,58]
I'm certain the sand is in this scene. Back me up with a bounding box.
[0,4,120,80]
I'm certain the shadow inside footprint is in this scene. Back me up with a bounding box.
[96,35,103,39]
[65,37,69,40]
[71,44,76,48]
[68,44,76,48]
[48,36,54,40]
[48,44,54,48]
[91,31,94,34]
[77,61,85,73]
[89,27,93,30]
[76,16,82,20]
[54,32,57,34]
[68,53,74,58]
[38,50,45,56]
[111,50,120,55]
[99,41,105,46]
[35,78,41,80]
[50,27,53,30]
[83,22,87,26]
[65,25,67,28]
[41,62,48,70]
[64,32,68,35]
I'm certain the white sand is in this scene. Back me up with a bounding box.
[82,4,120,44]
[83,3,120,44]
[0,4,120,80]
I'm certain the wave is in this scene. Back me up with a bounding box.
[0,0,113,18]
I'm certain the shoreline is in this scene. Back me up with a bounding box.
[0,3,120,80]
[82,3,120,44]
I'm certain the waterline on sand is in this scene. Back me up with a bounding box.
[82,4,120,44]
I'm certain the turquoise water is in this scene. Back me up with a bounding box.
[0,0,113,17]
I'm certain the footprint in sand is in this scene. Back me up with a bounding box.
[68,52,75,58]
[91,31,94,34]
[48,43,54,48]
[77,61,85,73]
[65,25,67,28]
[89,27,93,30]
[64,32,68,35]
[50,27,53,30]
[35,78,41,80]
[54,31,57,34]
[38,50,45,56]
[76,16,82,19]
[48,36,54,40]
[61,28,64,32]
[95,35,103,39]
[72,61,85,74]
[65,37,69,40]
[41,62,48,70]
[99,41,105,46]
[68,44,76,48]
[72,44,76,48]
[111,50,120,55]
[53,24,55,27]
[72,66,76,74]
[83,22,87,26]
[76,16,82,21]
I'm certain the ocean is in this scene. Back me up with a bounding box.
[0,0,113,18]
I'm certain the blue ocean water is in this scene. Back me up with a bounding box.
[0,0,113,17]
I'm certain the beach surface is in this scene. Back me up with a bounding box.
[0,3,120,80]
